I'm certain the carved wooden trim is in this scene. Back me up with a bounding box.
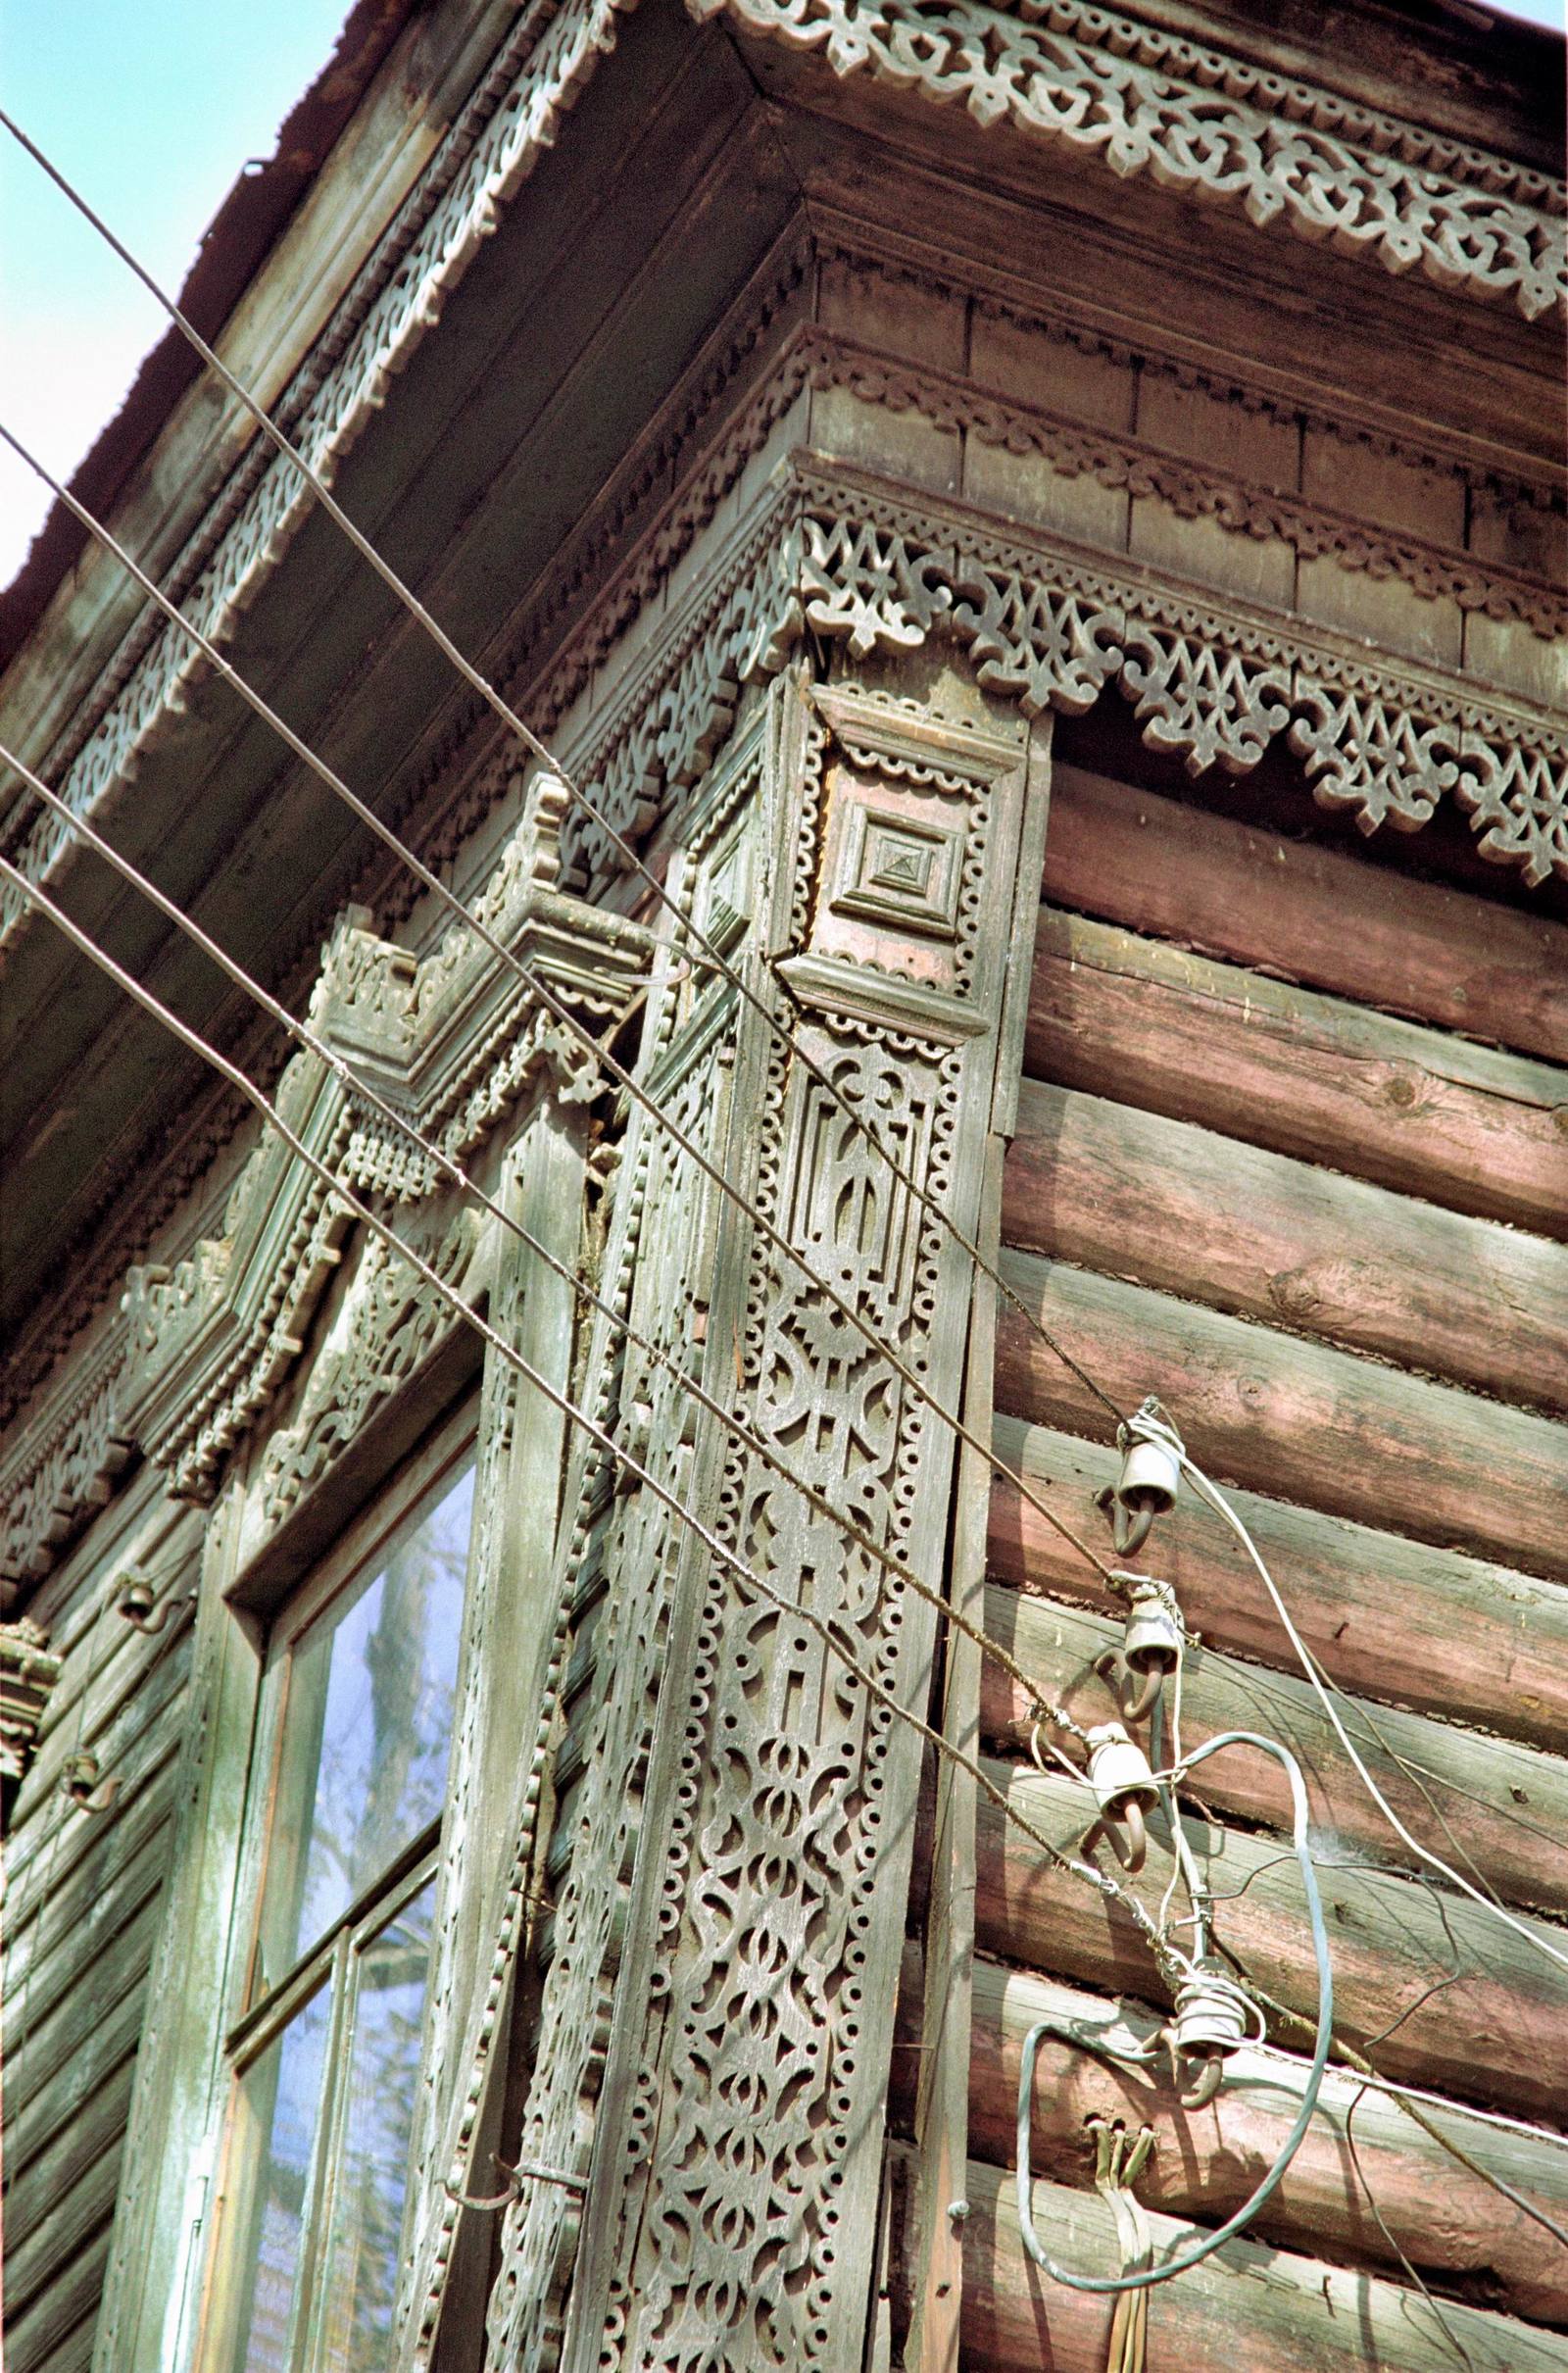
[472,678,1054,2370]
[472,720,769,2370]
[0,1335,132,1592]
[0,1617,63,1785]
[798,326,1568,643]
[695,0,1566,321]
[544,458,1567,896]
[0,0,643,953]
[117,780,653,1506]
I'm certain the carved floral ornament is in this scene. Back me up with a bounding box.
[565,461,1568,893]
[108,779,653,1509]
[693,0,1566,321]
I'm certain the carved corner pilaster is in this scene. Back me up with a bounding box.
[497,673,1051,2373]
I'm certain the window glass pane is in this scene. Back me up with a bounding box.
[228,1985,332,2373]
[264,1460,473,1977]
[317,1878,438,2370]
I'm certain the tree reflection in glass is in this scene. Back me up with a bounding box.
[262,1463,473,1982]
[229,1985,331,2373]
[228,1453,474,2372]
[317,1880,437,2370]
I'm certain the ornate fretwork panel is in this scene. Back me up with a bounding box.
[114,778,653,1512]
[0,1618,63,1789]
[481,729,768,2371]
[0,1337,132,1593]
[485,679,1048,2373]
[691,0,1566,321]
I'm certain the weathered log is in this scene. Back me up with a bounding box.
[1024,906,1568,1240]
[1004,1079,1567,1412]
[994,1254,1568,1583]
[980,1584,1568,1920]
[1043,763,1568,1063]
[968,1958,1568,2325]
[976,1759,1568,2126]
[960,2156,1568,2372]
[988,1422,1568,1755]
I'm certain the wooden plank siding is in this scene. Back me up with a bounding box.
[2,1578,197,2373]
[969,761,1568,2366]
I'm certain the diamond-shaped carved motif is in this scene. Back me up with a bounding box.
[830,804,964,940]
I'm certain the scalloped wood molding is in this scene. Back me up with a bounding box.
[695,0,1566,320]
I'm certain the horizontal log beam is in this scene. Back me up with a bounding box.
[1043,765,1568,1064]
[994,1254,1568,1582]
[1004,1079,1566,1412]
[976,1759,1568,2126]
[1025,906,1568,1240]
[968,1958,1568,2326]
[988,1422,1568,1755]
[981,1584,1568,1921]
[960,2157,1568,2372]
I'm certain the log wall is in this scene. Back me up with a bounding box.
[2,1505,199,2373]
[966,763,1568,2366]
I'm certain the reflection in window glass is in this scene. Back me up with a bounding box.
[318,1880,437,2371]
[265,1462,473,1976]
[229,1986,332,2373]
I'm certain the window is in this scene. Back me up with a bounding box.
[212,1442,476,2373]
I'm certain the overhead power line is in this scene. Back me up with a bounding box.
[0,417,1119,1602]
[1,731,1102,1769]
[0,103,1126,1437]
[0,836,1176,1982]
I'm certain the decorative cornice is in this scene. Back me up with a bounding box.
[0,1331,132,1592]
[808,211,1566,509]
[553,454,1567,888]
[800,328,1568,643]
[80,782,648,1510]
[695,0,1566,321]
[0,0,642,958]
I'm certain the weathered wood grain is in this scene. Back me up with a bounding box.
[1004,1079,1567,1411]
[1,1893,162,2127]
[980,1584,1568,1920]
[3,2229,113,2373]
[988,1422,1568,1754]
[967,1958,1568,2325]
[961,2156,1568,2372]
[5,2051,138,2266]
[1043,764,1568,1063]
[994,1254,1568,1582]
[3,1974,147,2183]
[1024,907,1568,1239]
[977,1759,1568,2126]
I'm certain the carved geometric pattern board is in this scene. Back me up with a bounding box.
[516,681,1046,2371]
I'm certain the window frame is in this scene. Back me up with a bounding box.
[196,1407,480,2373]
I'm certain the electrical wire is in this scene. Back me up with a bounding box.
[0,108,1128,1444]
[0,420,1118,1608]
[1342,2085,1478,2373]
[9,117,1561,2294]
[0,734,1099,1763]
[1232,1970,1568,2257]
[1123,1408,1568,1984]
[0,840,1172,1984]
[1017,1729,1334,2295]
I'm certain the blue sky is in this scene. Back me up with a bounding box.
[0,0,351,583]
[0,0,1563,589]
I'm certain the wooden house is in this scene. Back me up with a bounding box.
[1,1,1564,2367]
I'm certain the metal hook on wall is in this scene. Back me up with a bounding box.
[60,1750,121,1813]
